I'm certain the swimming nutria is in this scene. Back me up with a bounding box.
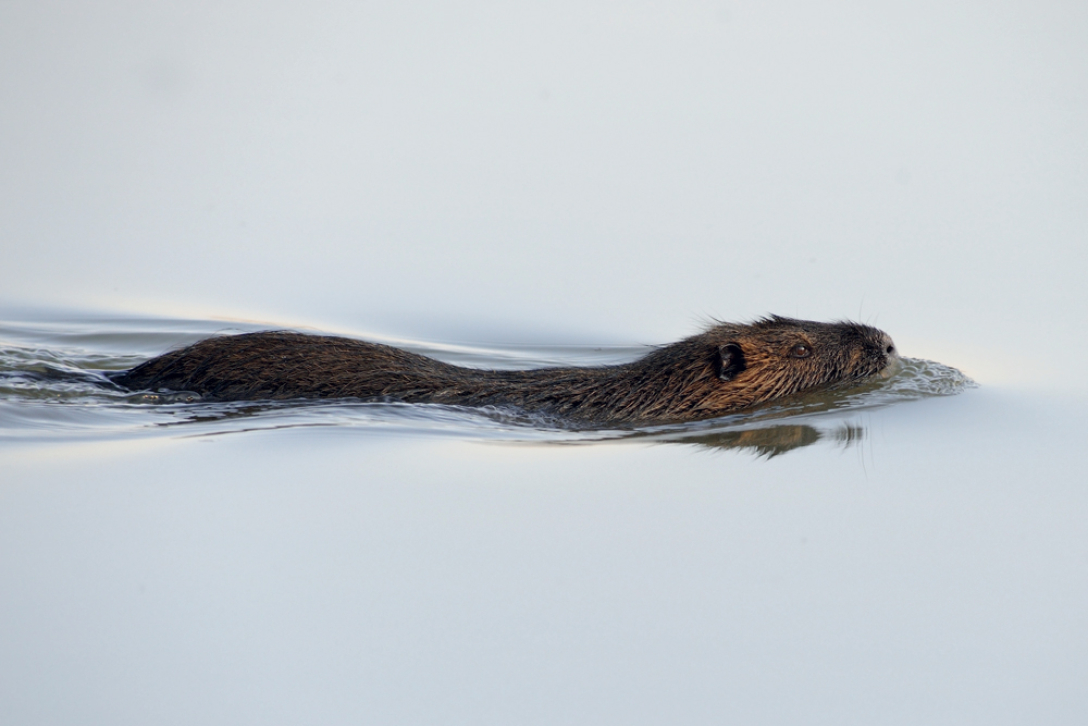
[111,316,897,424]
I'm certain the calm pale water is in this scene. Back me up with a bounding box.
[3,310,1085,726]
[3,2,1087,724]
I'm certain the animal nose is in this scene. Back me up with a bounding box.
[877,336,901,378]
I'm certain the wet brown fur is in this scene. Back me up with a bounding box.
[111,316,897,423]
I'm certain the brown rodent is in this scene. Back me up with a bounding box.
[111,316,897,424]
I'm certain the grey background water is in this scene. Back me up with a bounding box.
[2,2,1086,725]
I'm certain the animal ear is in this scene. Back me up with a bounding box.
[717,343,746,381]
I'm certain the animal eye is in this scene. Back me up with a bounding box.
[789,344,811,359]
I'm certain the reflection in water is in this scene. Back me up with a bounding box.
[0,315,976,456]
[643,422,868,457]
[666,424,824,457]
